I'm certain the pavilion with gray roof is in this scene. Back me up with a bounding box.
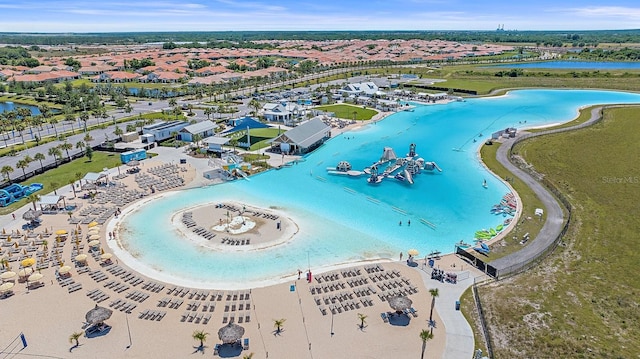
[270,117,331,155]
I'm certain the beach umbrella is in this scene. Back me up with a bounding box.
[388,295,413,313]
[55,229,68,235]
[59,266,72,275]
[0,282,15,293]
[0,271,16,280]
[85,305,113,325]
[87,228,100,235]
[88,240,100,247]
[88,222,99,228]
[81,183,96,191]
[217,322,245,344]
[88,234,101,241]
[126,160,140,167]
[18,268,34,277]
[20,258,36,267]
[22,209,43,221]
[75,254,88,262]
[407,249,419,257]
[28,273,43,282]
[100,253,113,261]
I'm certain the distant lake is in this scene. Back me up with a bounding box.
[0,102,42,115]
[487,61,640,70]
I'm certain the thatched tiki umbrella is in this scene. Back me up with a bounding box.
[22,209,43,221]
[388,295,413,313]
[217,322,245,344]
[126,160,140,167]
[85,305,113,325]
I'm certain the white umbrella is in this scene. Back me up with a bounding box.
[28,273,43,282]
[100,253,113,261]
[1,271,16,280]
[0,282,15,293]
[88,234,101,241]
[75,254,88,262]
[88,240,100,247]
[18,268,33,277]
[59,266,72,275]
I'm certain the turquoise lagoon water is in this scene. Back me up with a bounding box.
[118,89,640,288]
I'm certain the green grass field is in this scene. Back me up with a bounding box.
[313,104,378,120]
[0,151,123,215]
[474,107,640,358]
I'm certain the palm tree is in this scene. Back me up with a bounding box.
[69,331,82,348]
[68,178,77,198]
[34,152,46,173]
[15,158,30,178]
[273,318,286,335]
[48,147,62,166]
[419,329,434,359]
[192,330,209,352]
[204,107,213,120]
[50,181,60,195]
[59,142,73,161]
[113,126,123,138]
[75,141,86,153]
[168,98,178,108]
[249,99,261,116]
[1,165,14,183]
[429,288,439,333]
[357,313,367,330]
[27,193,40,211]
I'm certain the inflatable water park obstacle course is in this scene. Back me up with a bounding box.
[326,143,442,185]
[0,183,43,207]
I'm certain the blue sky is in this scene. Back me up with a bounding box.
[1,0,639,32]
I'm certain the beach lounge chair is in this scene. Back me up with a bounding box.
[243,338,249,350]
[381,312,389,323]
[214,344,220,355]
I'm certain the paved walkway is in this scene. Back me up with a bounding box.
[490,107,603,273]
[412,262,487,359]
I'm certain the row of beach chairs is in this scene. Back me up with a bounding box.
[222,311,251,324]
[86,288,110,303]
[125,290,150,303]
[192,226,216,240]
[138,309,167,321]
[109,299,137,313]
[103,280,130,293]
[142,281,165,293]
[220,237,250,245]
[181,311,212,324]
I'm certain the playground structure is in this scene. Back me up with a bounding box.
[207,153,251,181]
[0,183,44,207]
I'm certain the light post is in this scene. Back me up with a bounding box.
[330,306,334,336]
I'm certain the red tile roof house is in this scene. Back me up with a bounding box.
[9,70,80,84]
[91,71,142,83]
[78,64,117,75]
[144,71,188,83]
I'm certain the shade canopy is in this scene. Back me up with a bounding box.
[100,253,113,261]
[20,258,36,267]
[126,160,140,167]
[88,240,100,247]
[75,254,88,262]
[18,268,33,277]
[59,266,72,274]
[217,322,245,344]
[28,273,43,282]
[22,209,43,221]
[85,305,113,325]
[388,295,413,312]
[407,249,419,256]
[0,271,16,280]
[0,282,15,292]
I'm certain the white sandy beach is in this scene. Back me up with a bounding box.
[0,116,485,358]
